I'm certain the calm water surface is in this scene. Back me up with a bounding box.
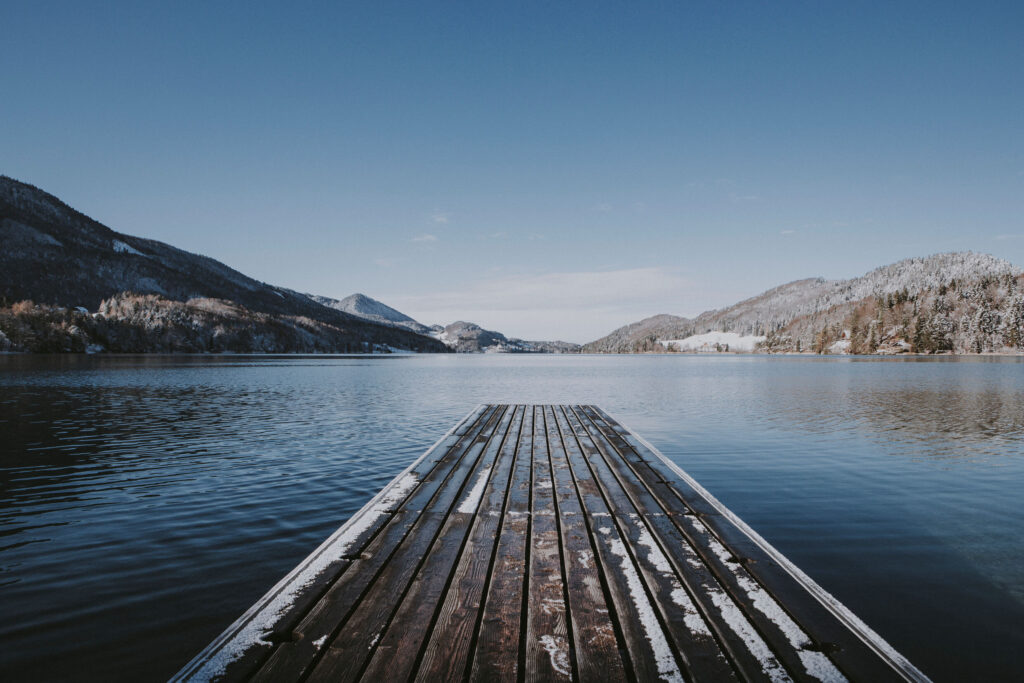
[1,354,1023,681]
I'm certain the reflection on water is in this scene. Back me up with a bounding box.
[1,354,1022,681]
[750,368,1024,462]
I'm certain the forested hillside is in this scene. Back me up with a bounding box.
[762,272,1024,354]
[0,294,433,353]
[0,176,447,353]
[584,253,1022,354]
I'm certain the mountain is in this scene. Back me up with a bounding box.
[307,292,581,353]
[765,268,1024,354]
[307,293,435,335]
[583,253,1022,353]
[0,176,448,353]
[578,313,691,353]
[435,320,580,353]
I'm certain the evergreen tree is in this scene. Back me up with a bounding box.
[1000,295,1024,348]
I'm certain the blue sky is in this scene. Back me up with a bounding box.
[3,1,1022,342]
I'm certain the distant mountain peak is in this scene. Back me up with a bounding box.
[305,295,580,353]
[306,292,429,333]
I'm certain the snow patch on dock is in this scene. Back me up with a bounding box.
[601,527,684,682]
[540,596,564,616]
[634,520,713,638]
[577,548,594,569]
[457,465,492,513]
[380,472,420,508]
[675,522,789,680]
[708,589,792,682]
[702,526,846,682]
[539,634,572,677]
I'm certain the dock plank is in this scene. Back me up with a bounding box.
[556,405,740,683]
[578,406,822,679]
[469,407,534,682]
[360,405,520,682]
[543,405,629,682]
[412,405,526,682]
[556,409,685,682]
[178,404,929,683]
[524,406,574,681]
[253,405,507,682]
[304,406,512,682]
[571,405,795,682]
[583,405,924,682]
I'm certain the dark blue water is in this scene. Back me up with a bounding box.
[1,354,1023,681]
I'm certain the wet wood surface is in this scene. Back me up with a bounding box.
[176,405,929,683]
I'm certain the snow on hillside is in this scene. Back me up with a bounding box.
[309,293,581,353]
[695,253,1019,337]
[112,239,144,256]
[1,176,450,354]
[583,252,1020,353]
[660,331,765,352]
[306,292,433,334]
[334,293,419,324]
[783,252,1018,320]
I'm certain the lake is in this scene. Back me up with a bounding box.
[1,354,1023,681]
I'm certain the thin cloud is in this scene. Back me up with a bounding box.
[412,233,439,243]
[386,267,695,341]
[374,256,406,268]
[431,213,450,224]
[780,229,797,235]
[593,203,612,213]
[393,267,687,310]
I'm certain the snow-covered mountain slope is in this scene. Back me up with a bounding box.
[583,253,1021,352]
[434,321,580,353]
[0,176,448,353]
[307,292,581,353]
[307,293,434,335]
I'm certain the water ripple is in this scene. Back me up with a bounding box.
[1,354,1022,681]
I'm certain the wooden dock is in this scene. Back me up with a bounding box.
[175,405,929,682]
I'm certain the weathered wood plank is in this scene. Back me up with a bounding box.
[556,405,743,683]
[571,405,795,682]
[180,404,928,683]
[388,405,524,682]
[543,405,630,682]
[525,405,574,681]
[175,404,491,683]
[252,405,508,682]
[304,405,513,682]
[578,405,818,680]
[557,407,685,682]
[584,405,924,683]
[469,405,534,682]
